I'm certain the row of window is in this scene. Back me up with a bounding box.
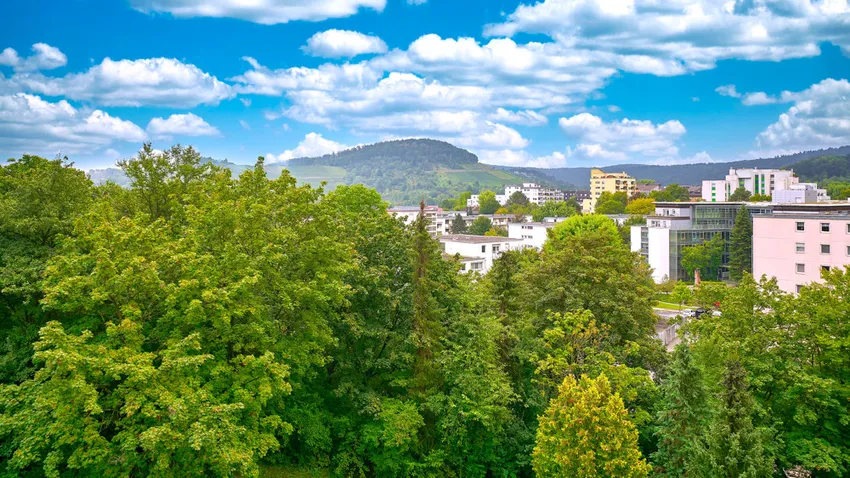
[796,264,833,274]
[796,222,850,233]
[795,243,850,255]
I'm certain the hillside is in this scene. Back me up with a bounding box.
[784,153,850,183]
[500,146,850,187]
[87,139,566,205]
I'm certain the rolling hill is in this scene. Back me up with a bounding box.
[497,146,850,188]
[87,139,567,205]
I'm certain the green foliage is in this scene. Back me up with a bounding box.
[595,198,626,214]
[669,282,693,310]
[548,215,620,249]
[692,361,774,478]
[454,191,472,210]
[477,190,500,214]
[468,216,493,235]
[729,187,752,202]
[649,184,690,202]
[729,206,753,281]
[532,374,651,477]
[693,281,728,309]
[531,200,578,222]
[625,197,656,215]
[680,234,725,280]
[506,191,529,207]
[785,153,850,184]
[748,193,771,202]
[652,345,711,477]
[450,213,467,234]
[484,226,508,237]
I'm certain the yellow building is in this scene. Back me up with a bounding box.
[582,168,638,213]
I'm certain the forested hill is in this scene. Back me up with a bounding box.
[501,146,850,186]
[87,139,568,205]
[785,153,850,182]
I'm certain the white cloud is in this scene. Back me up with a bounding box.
[282,123,290,131]
[146,113,220,137]
[485,0,849,73]
[408,0,427,4]
[488,108,548,126]
[607,105,621,113]
[756,78,850,151]
[240,98,251,107]
[266,132,349,162]
[479,149,568,168]
[0,43,67,72]
[559,112,687,161]
[742,91,779,105]
[127,0,386,24]
[240,120,251,130]
[303,29,388,58]
[716,84,742,98]
[8,57,234,107]
[0,93,146,156]
[691,97,700,102]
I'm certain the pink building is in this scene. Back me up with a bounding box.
[753,204,850,294]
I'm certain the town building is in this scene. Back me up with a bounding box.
[563,189,591,202]
[468,183,564,208]
[442,253,486,274]
[583,169,638,213]
[508,222,555,250]
[701,168,829,203]
[439,235,523,274]
[631,202,773,283]
[686,185,702,200]
[389,206,467,236]
[752,203,850,294]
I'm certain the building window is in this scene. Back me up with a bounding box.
[821,244,830,254]
[471,262,483,271]
[847,223,850,234]
[847,245,850,256]
[822,265,831,272]
[492,245,500,253]
[796,222,805,232]
[481,245,486,253]
[821,222,830,233]
[796,263,805,273]
[795,242,805,253]
[796,284,804,294]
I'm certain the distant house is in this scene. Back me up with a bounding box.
[636,183,661,195]
[388,206,467,236]
[563,190,591,202]
[439,235,523,274]
[508,222,555,250]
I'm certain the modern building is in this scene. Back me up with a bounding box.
[631,202,773,283]
[442,253,486,274]
[508,221,555,250]
[461,214,527,229]
[389,206,467,236]
[583,169,638,213]
[563,190,591,202]
[469,183,564,208]
[439,235,523,274]
[701,168,829,203]
[752,203,850,294]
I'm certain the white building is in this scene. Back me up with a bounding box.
[468,183,563,208]
[389,206,467,236]
[508,222,555,250]
[440,235,523,274]
[702,168,829,203]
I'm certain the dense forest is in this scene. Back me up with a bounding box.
[1,145,848,477]
[786,154,850,199]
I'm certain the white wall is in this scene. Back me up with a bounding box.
[647,228,671,283]
[508,223,552,250]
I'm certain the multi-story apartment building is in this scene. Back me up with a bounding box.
[439,235,523,274]
[389,206,467,236]
[753,203,850,294]
[563,189,591,202]
[468,183,564,208]
[583,169,638,213]
[631,202,773,282]
[702,168,829,203]
[508,222,555,250]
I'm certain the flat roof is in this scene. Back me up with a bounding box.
[442,253,485,262]
[508,221,555,227]
[439,235,523,244]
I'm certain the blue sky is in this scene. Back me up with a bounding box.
[1,0,849,169]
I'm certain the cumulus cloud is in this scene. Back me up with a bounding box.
[128,0,386,24]
[716,84,742,98]
[559,113,687,162]
[146,113,220,137]
[303,29,388,58]
[0,93,146,155]
[488,108,547,126]
[7,57,234,107]
[240,98,251,107]
[0,43,67,72]
[741,91,779,105]
[478,149,568,168]
[240,120,251,130]
[266,132,349,162]
[756,78,850,151]
[485,0,849,73]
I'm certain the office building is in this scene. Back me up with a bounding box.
[702,168,829,203]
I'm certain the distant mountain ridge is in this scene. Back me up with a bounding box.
[494,146,850,187]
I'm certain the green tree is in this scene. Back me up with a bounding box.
[652,345,711,477]
[450,213,468,234]
[626,197,656,215]
[548,214,620,248]
[680,234,725,281]
[748,193,771,202]
[729,187,752,202]
[693,281,728,309]
[478,190,500,214]
[532,374,651,477]
[670,282,693,311]
[693,361,773,478]
[484,226,508,237]
[650,184,690,202]
[455,191,472,210]
[532,200,577,222]
[506,191,529,207]
[729,206,753,281]
[468,216,493,235]
[595,198,626,214]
